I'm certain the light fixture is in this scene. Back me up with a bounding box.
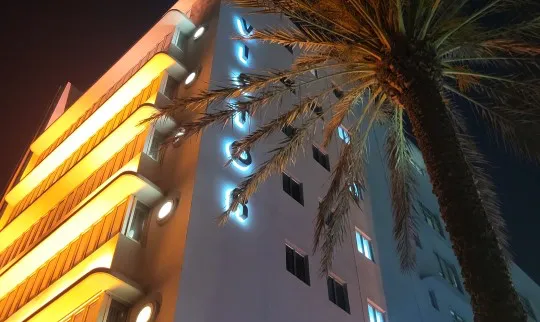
[157,199,175,221]
[136,304,154,322]
[173,127,186,144]
[235,17,253,36]
[234,111,249,129]
[193,26,205,40]
[237,44,250,65]
[226,141,252,171]
[185,72,197,85]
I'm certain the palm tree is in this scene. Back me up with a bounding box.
[154,0,540,320]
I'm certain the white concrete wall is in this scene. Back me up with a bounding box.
[172,3,387,322]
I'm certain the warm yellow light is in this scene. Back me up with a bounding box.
[193,26,205,40]
[10,55,175,207]
[136,304,154,322]
[157,199,174,221]
[5,237,118,322]
[185,72,197,85]
[0,104,158,245]
[0,161,162,299]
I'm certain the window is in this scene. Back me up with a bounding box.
[414,234,422,249]
[312,145,330,171]
[280,77,296,94]
[450,310,466,322]
[519,294,537,320]
[285,245,310,285]
[311,69,319,78]
[368,303,385,322]
[147,129,165,161]
[327,276,350,313]
[282,125,297,138]
[349,182,363,201]
[333,87,344,99]
[283,173,303,205]
[410,158,425,175]
[125,201,150,242]
[172,26,184,48]
[435,253,463,292]
[236,73,251,88]
[312,104,324,116]
[429,289,439,310]
[163,75,179,99]
[355,230,374,261]
[105,299,128,322]
[283,44,294,54]
[420,203,445,237]
[338,125,350,144]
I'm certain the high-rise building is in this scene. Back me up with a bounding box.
[0,1,537,322]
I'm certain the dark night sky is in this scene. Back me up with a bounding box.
[0,1,538,283]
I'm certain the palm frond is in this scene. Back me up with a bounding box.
[386,108,418,271]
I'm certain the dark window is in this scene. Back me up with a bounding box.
[311,69,319,78]
[285,245,310,285]
[280,77,296,94]
[435,253,463,293]
[282,125,297,138]
[125,201,150,242]
[283,44,294,54]
[349,183,363,201]
[414,234,422,249]
[164,75,179,99]
[429,289,439,310]
[312,145,330,171]
[282,173,303,205]
[237,73,251,88]
[519,294,537,320]
[147,130,165,161]
[420,203,445,237]
[312,105,323,116]
[333,87,344,99]
[327,276,350,313]
[106,299,128,322]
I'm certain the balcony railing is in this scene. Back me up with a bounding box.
[32,32,174,168]
[0,131,148,273]
[0,199,129,321]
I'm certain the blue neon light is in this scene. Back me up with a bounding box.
[224,140,252,172]
[235,17,253,36]
[237,44,250,65]
[234,111,249,129]
[338,125,350,144]
[224,187,249,224]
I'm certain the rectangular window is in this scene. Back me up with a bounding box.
[125,201,150,242]
[338,125,350,144]
[285,245,310,285]
[283,44,294,54]
[146,129,165,161]
[282,173,304,205]
[312,145,330,171]
[429,289,439,310]
[163,75,179,99]
[327,276,350,313]
[450,310,466,322]
[355,230,374,261]
[420,203,445,237]
[519,294,537,320]
[281,125,297,138]
[435,253,463,292]
[105,299,128,322]
[368,303,385,322]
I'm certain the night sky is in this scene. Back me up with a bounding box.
[0,1,538,283]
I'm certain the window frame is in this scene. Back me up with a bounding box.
[367,301,386,322]
[420,202,445,237]
[435,253,464,292]
[163,74,180,99]
[428,289,439,310]
[327,275,350,313]
[355,229,374,261]
[285,243,310,285]
[282,172,304,205]
[123,199,151,243]
[312,144,330,171]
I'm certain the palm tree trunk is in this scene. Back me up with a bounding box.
[401,76,526,321]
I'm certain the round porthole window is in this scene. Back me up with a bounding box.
[157,199,176,223]
[229,189,248,221]
[136,303,155,322]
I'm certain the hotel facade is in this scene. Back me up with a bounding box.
[0,1,538,321]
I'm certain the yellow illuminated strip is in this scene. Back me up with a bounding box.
[0,165,162,300]
[7,53,176,205]
[27,270,142,322]
[0,104,158,247]
[5,237,118,322]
